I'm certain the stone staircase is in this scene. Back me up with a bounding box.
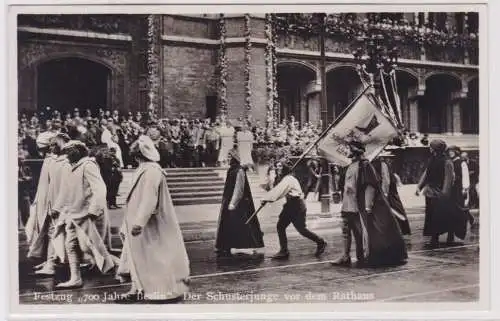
[117,167,266,207]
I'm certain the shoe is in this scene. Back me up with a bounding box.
[271,250,290,260]
[55,278,83,289]
[315,240,327,257]
[354,259,367,268]
[331,256,351,266]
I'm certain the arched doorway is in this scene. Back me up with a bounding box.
[326,66,363,124]
[277,63,316,124]
[396,70,419,130]
[419,74,461,133]
[462,77,479,134]
[37,57,111,116]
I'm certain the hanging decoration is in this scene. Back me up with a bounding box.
[271,14,279,128]
[264,14,274,129]
[244,14,252,119]
[146,14,161,115]
[217,14,228,117]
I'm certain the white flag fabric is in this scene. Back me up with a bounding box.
[317,92,399,167]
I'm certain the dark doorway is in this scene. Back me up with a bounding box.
[206,96,217,122]
[37,57,111,116]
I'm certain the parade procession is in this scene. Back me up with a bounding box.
[16,12,480,304]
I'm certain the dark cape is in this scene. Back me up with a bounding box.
[340,159,408,266]
[372,159,411,235]
[418,156,467,239]
[215,164,264,250]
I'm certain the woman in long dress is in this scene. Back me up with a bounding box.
[117,135,190,302]
[217,118,235,167]
[236,123,255,170]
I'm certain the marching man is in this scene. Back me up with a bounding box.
[116,135,190,302]
[261,159,327,260]
[53,140,116,289]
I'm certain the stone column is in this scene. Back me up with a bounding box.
[449,90,467,135]
[408,85,424,132]
[306,80,321,124]
[146,14,162,116]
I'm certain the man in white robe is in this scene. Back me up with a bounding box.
[117,135,190,302]
[53,140,116,289]
[33,133,72,275]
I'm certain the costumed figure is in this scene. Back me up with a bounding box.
[215,147,264,257]
[116,135,190,302]
[217,117,235,167]
[416,139,461,247]
[332,141,407,267]
[261,159,327,260]
[52,141,116,288]
[236,123,255,170]
[372,152,411,236]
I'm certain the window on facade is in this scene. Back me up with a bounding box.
[379,13,403,22]
[455,13,465,33]
[418,13,425,26]
[467,12,479,33]
[435,13,447,30]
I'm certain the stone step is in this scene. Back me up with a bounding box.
[173,196,222,206]
[166,177,225,183]
[165,172,220,178]
[167,181,226,189]
[169,186,224,193]
[171,191,223,199]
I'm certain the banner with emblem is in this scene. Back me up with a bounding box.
[317,89,399,167]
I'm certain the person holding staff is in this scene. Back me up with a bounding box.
[261,159,327,260]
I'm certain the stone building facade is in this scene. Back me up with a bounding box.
[17,13,479,134]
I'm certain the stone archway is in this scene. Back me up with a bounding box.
[36,57,112,117]
[419,73,462,133]
[462,77,479,134]
[326,66,363,124]
[276,62,316,124]
[395,69,420,131]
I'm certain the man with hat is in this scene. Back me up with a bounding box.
[416,139,457,247]
[261,158,327,260]
[215,146,264,257]
[31,133,72,275]
[332,140,407,267]
[116,135,190,302]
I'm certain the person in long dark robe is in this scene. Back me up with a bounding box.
[215,147,264,257]
[372,155,411,236]
[446,145,470,243]
[332,141,407,267]
[416,139,458,248]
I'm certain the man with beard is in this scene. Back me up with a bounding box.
[416,139,457,248]
[52,141,116,288]
[332,141,407,267]
[215,147,264,257]
[261,159,327,260]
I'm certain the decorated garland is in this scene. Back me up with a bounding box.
[146,14,160,114]
[264,14,274,128]
[273,14,479,50]
[244,14,252,118]
[271,14,279,127]
[218,14,228,117]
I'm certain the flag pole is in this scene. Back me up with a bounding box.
[245,86,372,225]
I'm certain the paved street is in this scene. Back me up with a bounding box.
[18,206,479,304]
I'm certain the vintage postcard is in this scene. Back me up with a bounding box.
[6,1,490,318]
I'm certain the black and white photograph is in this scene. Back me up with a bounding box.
[7,2,489,315]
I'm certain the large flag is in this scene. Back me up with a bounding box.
[317,91,399,167]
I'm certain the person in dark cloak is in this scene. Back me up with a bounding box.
[215,147,264,257]
[332,141,407,267]
[372,153,411,236]
[416,139,463,248]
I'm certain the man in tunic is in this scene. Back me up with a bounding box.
[332,141,407,267]
[215,147,264,257]
[53,140,116,288]
[117,135,190,302]
[261,159,327,260]
[416,139,458,248]
[204,120,220,167]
